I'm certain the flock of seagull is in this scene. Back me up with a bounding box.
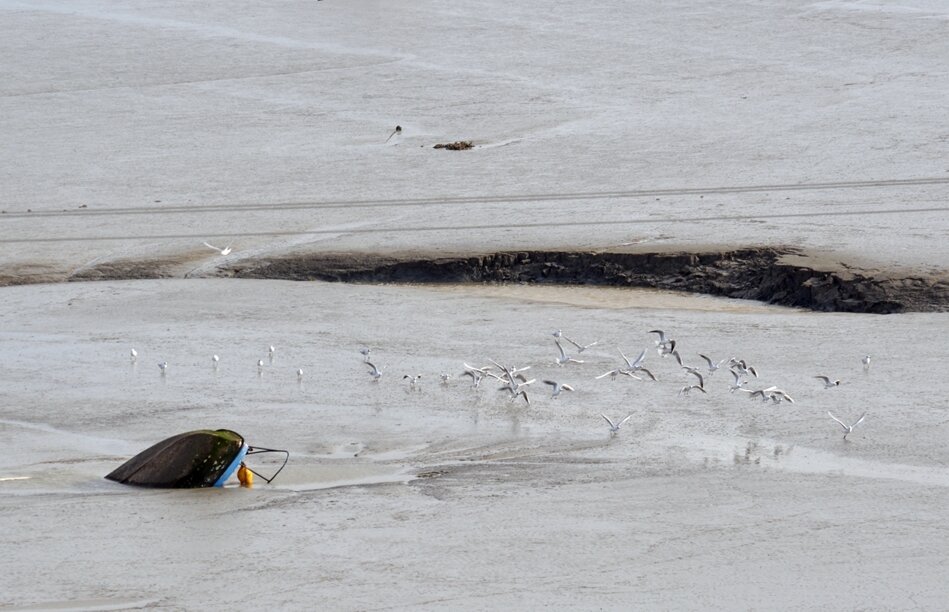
[186,241,873,440]
[356,328,872,440]
[128,327,870,440]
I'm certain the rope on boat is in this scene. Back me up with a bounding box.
[243,446,290,483]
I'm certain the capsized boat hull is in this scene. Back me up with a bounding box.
[106,429,248,488]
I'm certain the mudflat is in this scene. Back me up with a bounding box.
[2,279,949,609]
[1,0,948,609]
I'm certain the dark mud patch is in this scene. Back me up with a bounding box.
[0,262,68,287]
[228,247,948,314]
[69,258,180,282]
[2,247,945,313]
[0,252,217,287]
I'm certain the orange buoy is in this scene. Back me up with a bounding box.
[237,463,253,487]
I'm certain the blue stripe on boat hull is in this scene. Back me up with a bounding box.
[215,444,249,487]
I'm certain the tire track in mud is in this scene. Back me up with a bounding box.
[3,176,947,219]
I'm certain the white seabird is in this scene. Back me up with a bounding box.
[366,361,384,381]
[698,354,727,374]
[543,380,575,398]
[203,241,233,256]
[814,375,841,388]
[828,411,867,440]
[554,340,585,366]
[602,413,633,434]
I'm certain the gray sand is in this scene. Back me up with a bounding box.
[2,0,948,610]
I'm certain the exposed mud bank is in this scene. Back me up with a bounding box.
[228,247,948,314]
[1,247,944,313]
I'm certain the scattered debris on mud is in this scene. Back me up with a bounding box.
[433,141,473,150]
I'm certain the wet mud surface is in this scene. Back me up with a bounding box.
[3,278,949,610]
[3,246,944,314]
[229,247,948,314]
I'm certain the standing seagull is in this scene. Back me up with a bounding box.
[257,359,265,375]
[359,347,372,362]
[543,380,574,399]
[202,241,233,256]
[862,355,871,372]
[130,348,138,363]
[212,354,220,368]
[158,361,168,375]
[297,368,304,381]
[815,375,841,388]
[828,411,867,440]
[602,414,633,435]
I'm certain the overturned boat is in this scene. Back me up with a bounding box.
[105,429,287,488]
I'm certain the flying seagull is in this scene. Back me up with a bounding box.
[762,386,795,403]
[554,339,585,366]
[828,411,867,440]
[366,361,384,381]
[728,369,746,392]
[678,369,706,395]
[698,354,728,374]
[543,380,575,398]
[730,359,758,378]
[203,241,233,256]
[561,335,599,353]
[602,413,633,434]
[648,329,673,348]
[621,348,647,370]
[815,375,841,388]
